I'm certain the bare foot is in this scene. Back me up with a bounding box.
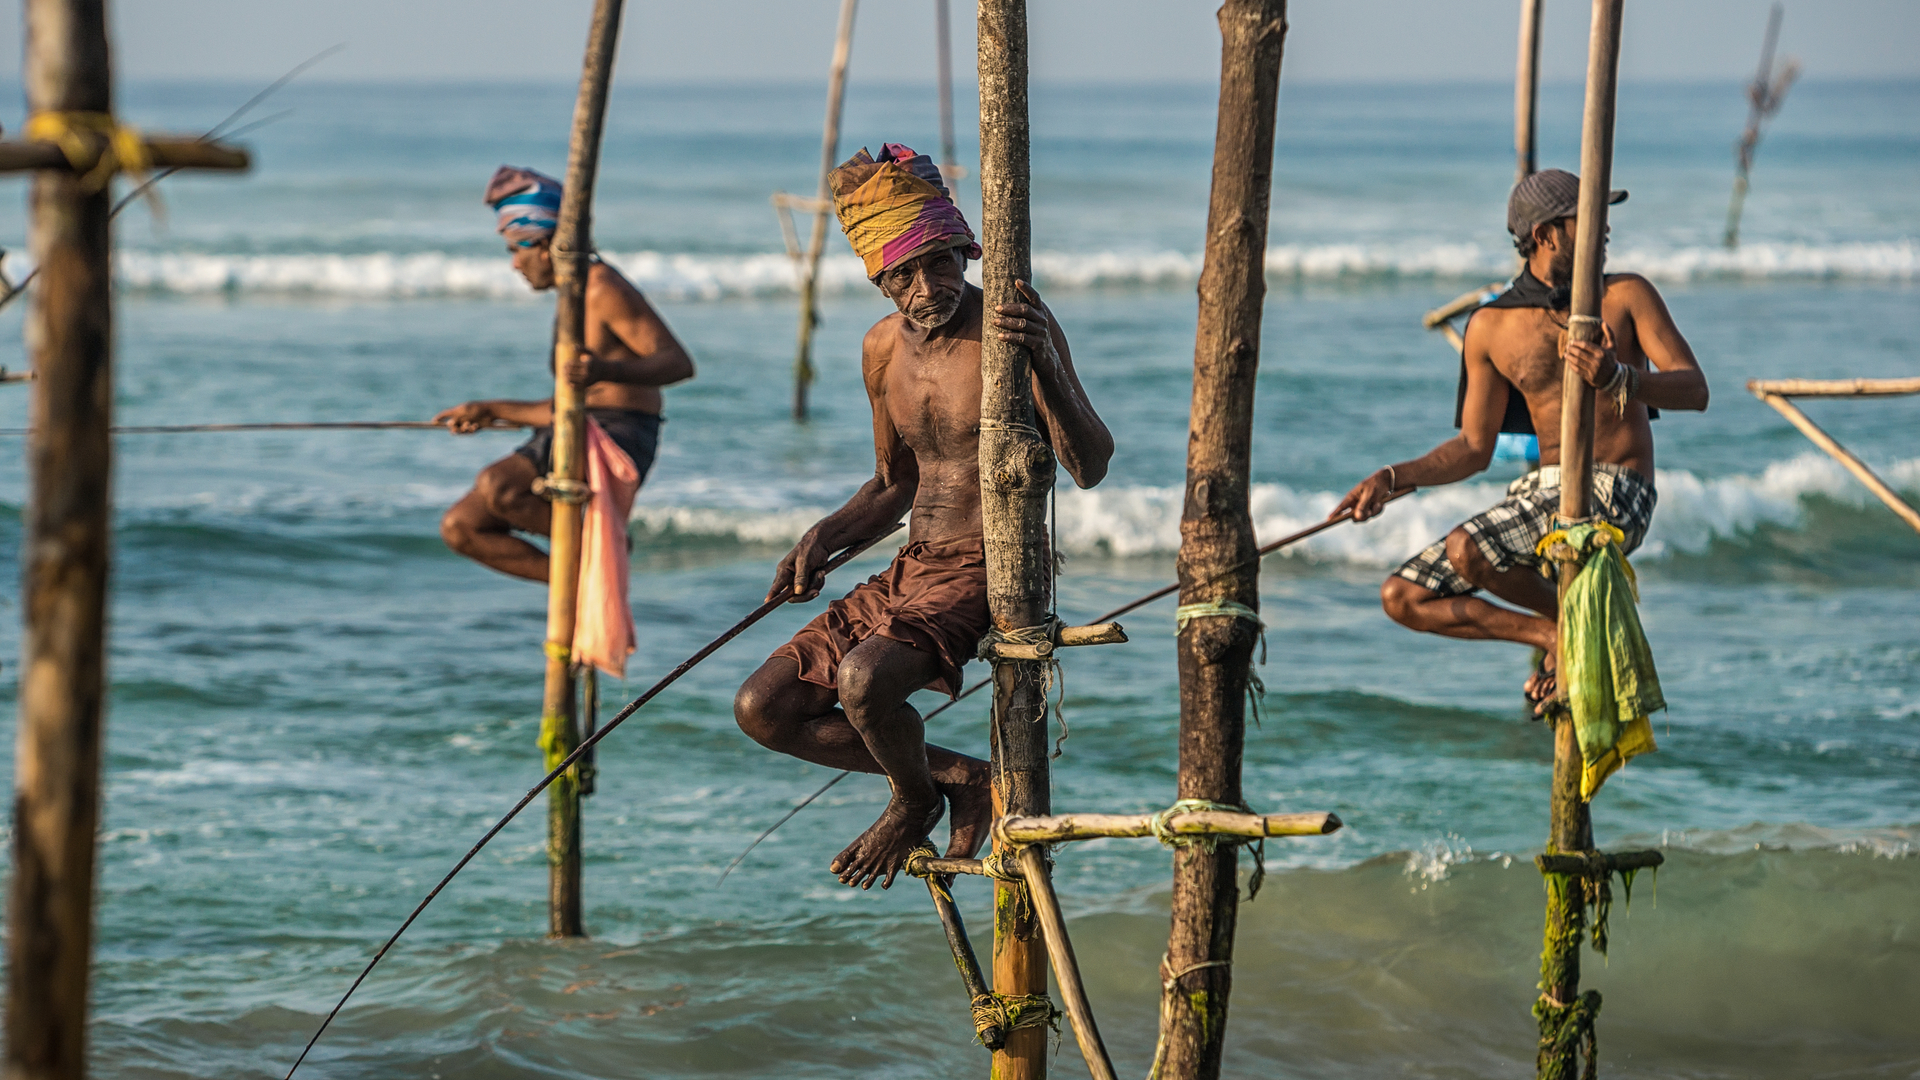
[1526,649,1558,717]
[940,762,993,861]
[831,790,943,890]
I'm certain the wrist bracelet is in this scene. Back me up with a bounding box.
[1385,466,1397,492]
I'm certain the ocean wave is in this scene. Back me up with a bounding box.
[89,239,1920,301]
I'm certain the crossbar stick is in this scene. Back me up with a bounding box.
[0,420,523,436]
[716,489,1412,878]
[281,525,901,1080]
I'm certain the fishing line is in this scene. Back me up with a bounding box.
[716,487,1416,880]
[0,420,523,436]
[283,524,902,1080]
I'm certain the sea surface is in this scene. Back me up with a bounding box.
[0,76,1916,1079]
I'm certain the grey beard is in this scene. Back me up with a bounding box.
[906,293,964,329]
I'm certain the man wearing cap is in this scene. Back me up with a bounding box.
[435,166,695,581]
[732,144,1113,890]
[1333,169,1709,707]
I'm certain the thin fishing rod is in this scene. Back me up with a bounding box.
[717,487,1417,881]
[283,524,902,1080]
[0,45,344,314]
[0,420,522,436]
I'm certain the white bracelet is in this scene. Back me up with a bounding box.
[1385,466,1397,492]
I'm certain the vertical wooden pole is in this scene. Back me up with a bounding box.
[792,0,858,422]
[1514,0,1542,185]
[8,1,113,1077]
[935,0,960,183]
[1724,2,1784,250]
[1156,4,1288,1079]
[1539,1,1619,1075]
[542,0,624,940]
[976,2,1051,1077]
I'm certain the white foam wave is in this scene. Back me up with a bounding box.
[94,239,1918,301]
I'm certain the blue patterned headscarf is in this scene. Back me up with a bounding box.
[485,165,563,247]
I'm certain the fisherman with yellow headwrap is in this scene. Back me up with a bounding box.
[732,143,1115,891]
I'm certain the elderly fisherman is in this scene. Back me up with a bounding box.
[436,166,695,581]
[733,144,1114,890]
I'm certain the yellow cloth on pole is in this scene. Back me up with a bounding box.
[1539,522,1663,800]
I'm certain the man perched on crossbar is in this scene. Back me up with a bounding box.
[1335,169,1710,708]
[734,144,1113,890]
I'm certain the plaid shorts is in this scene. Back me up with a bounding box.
[1393,463,1656,598]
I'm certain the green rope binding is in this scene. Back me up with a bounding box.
[1173,599,1267,725]
[1147,798,1268,899]
[1533,990,1602,1080]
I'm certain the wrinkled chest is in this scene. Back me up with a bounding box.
[887,346,984,459]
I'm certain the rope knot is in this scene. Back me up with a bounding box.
[25,111,154,195]
[978,616,1071,757]
[533,475,592,505]
[1173,599,1267,724]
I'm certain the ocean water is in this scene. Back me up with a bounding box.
[0,76,1917,1078]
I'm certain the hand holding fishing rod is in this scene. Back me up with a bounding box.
[715,487,1416,883]
[282,523,903,1080]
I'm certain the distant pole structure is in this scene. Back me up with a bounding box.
[1155,2,1289,1079]
[786,0,859,423]
[935,0,964,189]
[1724,2,1799,250]
[2,0,247,1074]
[540,0,625,940]
[1514,0,1543,185]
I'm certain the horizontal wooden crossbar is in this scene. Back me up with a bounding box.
[0,138,248,173]
[984,621,1128,660]
[1747,377,1920,398]
[998,809,1341,844]
[1533,848,1664,875]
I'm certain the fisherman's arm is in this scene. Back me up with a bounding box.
[1333,323,1507,521]
[1000,280,1113,488]
[769,327,918,603]
[1568,276,1708,412]
[563,267,697,388]
[432,399,552,432]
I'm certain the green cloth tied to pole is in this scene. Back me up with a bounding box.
[1538,521,1663,800]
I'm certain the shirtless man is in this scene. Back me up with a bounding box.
[435,166,694,581]
[733,144,1113,889]
[1334,169,1709,705]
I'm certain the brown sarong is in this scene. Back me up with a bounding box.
[773,536,990,699]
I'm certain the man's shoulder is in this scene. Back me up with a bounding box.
[1602,271,1658,300]
[586,260,648,305]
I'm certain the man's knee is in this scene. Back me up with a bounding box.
[440,506,477,556]
[476,459,537,516]
[733,672,792,751]
[1380,575,1424,628]
[834,651,883,723]
[1444,527,1492,587]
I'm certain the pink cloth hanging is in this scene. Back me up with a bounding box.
[571,418,640,678]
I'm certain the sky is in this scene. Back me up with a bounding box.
[0,0,1914,87]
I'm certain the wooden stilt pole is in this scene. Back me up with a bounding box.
[1156,4,1288,1079]
[976,2,1052,1076]
[541,0,624,940]
[1725,4,1795,250]
[935,0,961,186]
[1514,0,1543,186]
[792,0,858,423]
[6,5,113,1075]
[1538,1,1620,1075]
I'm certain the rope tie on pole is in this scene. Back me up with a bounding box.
[1532,989,1602,1080]
[25,111,154,193]
[1148,953,1234,1080]
[970,992,1057,1043]
[1174,599,1267,723]
[1147,798,1268,898]
[533,476,592,504]
[979,615,1070,757]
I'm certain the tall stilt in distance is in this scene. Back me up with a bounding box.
[541,0,624,939]
[976,2,1053,1078]
[792,0,858,421]
[7,3,114,1075]
[1156,3,1288,1079]
[935,0,961,186]
[1538,1,1620,1075]
[1723,3,1798,249]
[1514,0,1542,185]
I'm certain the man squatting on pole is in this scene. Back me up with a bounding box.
[435,166,696,581]
[1335,169,1709,708]
[734,145,1113,889]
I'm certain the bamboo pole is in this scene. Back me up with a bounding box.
[1002,810,1339,844]
[1016,847,1117,1080]
[976,2,1052,1076]
[1725,3,1796,250]
[1158,4,1289,1079]
[1747,377,1920,398]
[7,2,114,1076]
[922,874,1006,1049]
[0,138,246,172]
[1755,392,1920,535]
[541,0,624,940]
[1515,0,1543,185]
[792,0,858,423]
[1539,2,1620,1076]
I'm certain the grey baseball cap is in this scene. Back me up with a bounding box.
[1507,168,1627,237]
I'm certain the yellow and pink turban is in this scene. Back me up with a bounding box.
[830,143,980,279]
[485,165,564,248]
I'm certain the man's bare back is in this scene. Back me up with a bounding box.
[736,243,1112,891]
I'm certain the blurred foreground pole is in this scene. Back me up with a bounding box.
[542,0,624,939]
[1156,2,1287,1078]
[1514,0,1542,184]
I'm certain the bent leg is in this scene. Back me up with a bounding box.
[1380,573,1554,650]
[439,455,552,582]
